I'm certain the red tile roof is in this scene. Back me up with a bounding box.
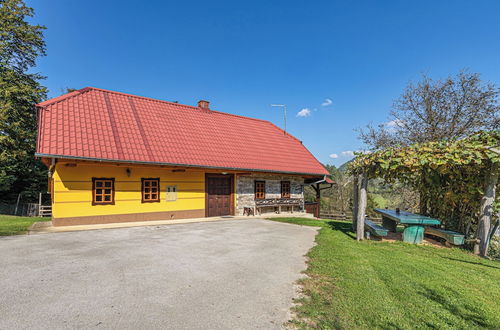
[36,87,329,176]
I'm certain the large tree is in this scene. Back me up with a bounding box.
[0,0,47,203]
[359,70,499,149]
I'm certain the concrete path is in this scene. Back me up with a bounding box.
[0,219,318,329]
[28,213,313,234]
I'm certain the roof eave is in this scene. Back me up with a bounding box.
[35,153,329,177]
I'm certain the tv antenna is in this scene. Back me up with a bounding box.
[270,104,287,135]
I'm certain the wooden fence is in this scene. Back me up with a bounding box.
[320,211,382,222]
[39,205,52,217]
[304,202,320,218]
[0,203,52,217]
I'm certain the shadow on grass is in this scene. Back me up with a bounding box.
[418,286,490,328]
[326,221,356,239]
[440,256,500,269]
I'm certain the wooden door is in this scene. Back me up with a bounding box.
[206,174,234,217]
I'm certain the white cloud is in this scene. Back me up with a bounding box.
[321,98,333,107]
[330,150,371,160]
[296,108,311,117]
[341,150,355,157]
[386,120,398,127]
[385,119,405,132]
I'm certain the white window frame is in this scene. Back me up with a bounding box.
[166,185,177,201]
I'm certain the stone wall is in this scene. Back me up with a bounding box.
[236,174,304,215]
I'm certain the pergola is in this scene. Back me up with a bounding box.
[349,131,499,257]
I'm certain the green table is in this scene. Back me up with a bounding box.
[374,209,441,244]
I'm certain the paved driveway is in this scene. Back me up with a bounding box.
[0,219,318,329]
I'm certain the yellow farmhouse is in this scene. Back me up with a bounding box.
[36,88,330,226]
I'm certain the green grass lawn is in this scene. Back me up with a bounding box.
[0,214,50,236]
[270,218,500,329]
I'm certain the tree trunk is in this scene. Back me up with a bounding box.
[473,242,480,255]
[356,173,368,241]
[489,215,499,242]
[352,175,359,231]
[477,162,498,257]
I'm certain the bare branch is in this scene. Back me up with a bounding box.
[358,70,500,149]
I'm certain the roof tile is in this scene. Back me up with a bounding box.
[36,87,328,175]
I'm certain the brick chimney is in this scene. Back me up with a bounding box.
[198,100,209,110]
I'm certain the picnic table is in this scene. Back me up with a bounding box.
[374,208,441,244]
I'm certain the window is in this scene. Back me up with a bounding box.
[92,178,115,205]
[142,178,160,203]
[166,185,177,201]
[255,181,265,199]
[281,181,291,198]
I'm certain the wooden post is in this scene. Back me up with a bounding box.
[352,175,359,231]
[38,192,42,217]
[315,184,321,218]
[477,162,498,257]
[14,193,22,216]
[356,173,368,241]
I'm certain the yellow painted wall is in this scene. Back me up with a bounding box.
[52,161,206,218]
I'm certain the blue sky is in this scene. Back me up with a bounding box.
[29,0,500,167]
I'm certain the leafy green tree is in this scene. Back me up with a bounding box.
[0,0,47,203]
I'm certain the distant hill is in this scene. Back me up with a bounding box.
[338,160,353,173]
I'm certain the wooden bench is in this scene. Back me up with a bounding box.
[425,227,465,246]
[365,219,389,237]
[255,198,302,215]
